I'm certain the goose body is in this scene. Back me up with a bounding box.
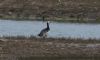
[38,22,50,38]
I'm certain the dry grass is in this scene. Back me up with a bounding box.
[0,0,100,21]
[0,36,100,60]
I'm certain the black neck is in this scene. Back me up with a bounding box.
[47,22,49,29]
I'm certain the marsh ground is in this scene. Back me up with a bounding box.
[0,0,100,23]
[0,37,100,60]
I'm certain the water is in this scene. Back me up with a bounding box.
[0,19,100,39]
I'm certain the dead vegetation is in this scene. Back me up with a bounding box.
[0,0,100,22]
[0,37,100,60]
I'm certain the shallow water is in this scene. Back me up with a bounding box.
[0,19,100,39]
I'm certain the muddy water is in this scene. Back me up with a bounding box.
[0,20,100,39]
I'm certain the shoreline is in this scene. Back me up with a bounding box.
[0,37,100,60]
[0,0,100,25]
[1,36,100,44]
[0,17,100,24]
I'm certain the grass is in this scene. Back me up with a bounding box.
[1,36,100,60]
[18,57,67,60]
[1,36,100,44]
[0,16,100,24]
[0,0,100,24]
[18,56,100,60]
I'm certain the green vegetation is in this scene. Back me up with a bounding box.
[18,56,100,60]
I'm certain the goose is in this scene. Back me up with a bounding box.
[38,21,50,38]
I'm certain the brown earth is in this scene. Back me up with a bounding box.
[0,0,100,21]
[0,37,100,60]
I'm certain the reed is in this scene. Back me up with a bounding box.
[0,35,100,44]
